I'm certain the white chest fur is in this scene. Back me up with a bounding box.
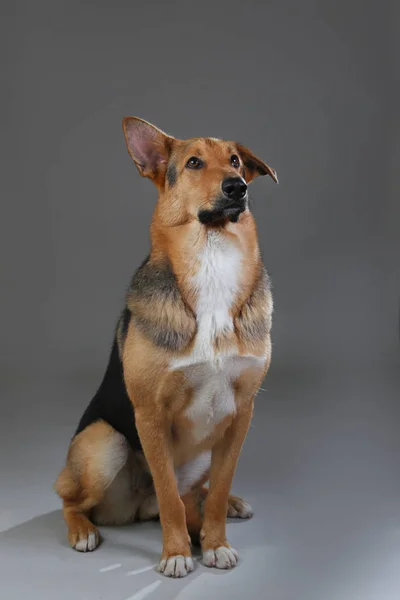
[170,231,264,443]
[178,355,263,443]
[191,230,241,359]
[172,230,242,371]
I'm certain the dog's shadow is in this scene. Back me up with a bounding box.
[0,511,249,600]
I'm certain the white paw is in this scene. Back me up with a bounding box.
[227,498,253,519]
[158,555,194,578]
[203,546,239,569]
[73,531,100,552]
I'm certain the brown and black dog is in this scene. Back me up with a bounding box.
[55,117,277,578]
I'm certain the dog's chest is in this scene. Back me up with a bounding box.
[179,355,261,444]
[170,232,262,443]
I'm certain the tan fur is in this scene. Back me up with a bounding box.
[55,117,276,574]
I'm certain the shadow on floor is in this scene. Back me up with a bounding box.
[0,510,267,600]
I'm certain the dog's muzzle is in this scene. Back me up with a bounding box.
[198,177,248,225]
[198,199,246,225]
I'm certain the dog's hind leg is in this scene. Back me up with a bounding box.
[226,494,253,519]
[54,420,130,552]
[182,488,253,546]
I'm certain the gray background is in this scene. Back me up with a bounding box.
[1,1,399,599]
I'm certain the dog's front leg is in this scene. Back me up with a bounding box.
[134,406,193,578]
[201,400,254,569]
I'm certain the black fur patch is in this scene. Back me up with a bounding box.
[128,256,195,351]
[73,259,193,453]
[129,256,180,302]
[74,339,143,452]
[236,266,272,341]
[198,196,246,225]
[243,156,266,176]
[120,307,131,341]
[166,163,177,186]
[132,314,190,351]
[239,313,269,342]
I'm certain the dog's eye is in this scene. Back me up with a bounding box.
[186,156,203,169]
[231,154,240,168]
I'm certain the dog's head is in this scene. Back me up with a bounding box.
[122,117,278,226]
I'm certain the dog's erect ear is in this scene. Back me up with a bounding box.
[236,143,278,184]
[122,117,173,180]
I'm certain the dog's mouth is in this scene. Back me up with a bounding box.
[198,200,246,226]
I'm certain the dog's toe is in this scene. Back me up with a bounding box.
[69,527,100,552]
[158,555,194,578]
[203,546,239,569]
[227,495,253,519]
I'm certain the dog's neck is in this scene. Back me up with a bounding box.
[149,210,262,313]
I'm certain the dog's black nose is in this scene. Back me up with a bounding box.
[222,177,247,202]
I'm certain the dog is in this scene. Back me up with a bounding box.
[55,117,277,578]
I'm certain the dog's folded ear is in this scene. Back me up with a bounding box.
[122,117,173,180]
[236,143,278,184]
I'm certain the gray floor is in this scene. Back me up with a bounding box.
[1,367,399,600]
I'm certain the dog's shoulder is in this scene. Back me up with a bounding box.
[129,255,186,305]
[235,261,273,345]
[124,255,196,352]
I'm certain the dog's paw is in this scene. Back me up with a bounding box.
[69,527,100,552]
[227,495,253,519]
[158,555,195,578]
[203,546,239,569]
